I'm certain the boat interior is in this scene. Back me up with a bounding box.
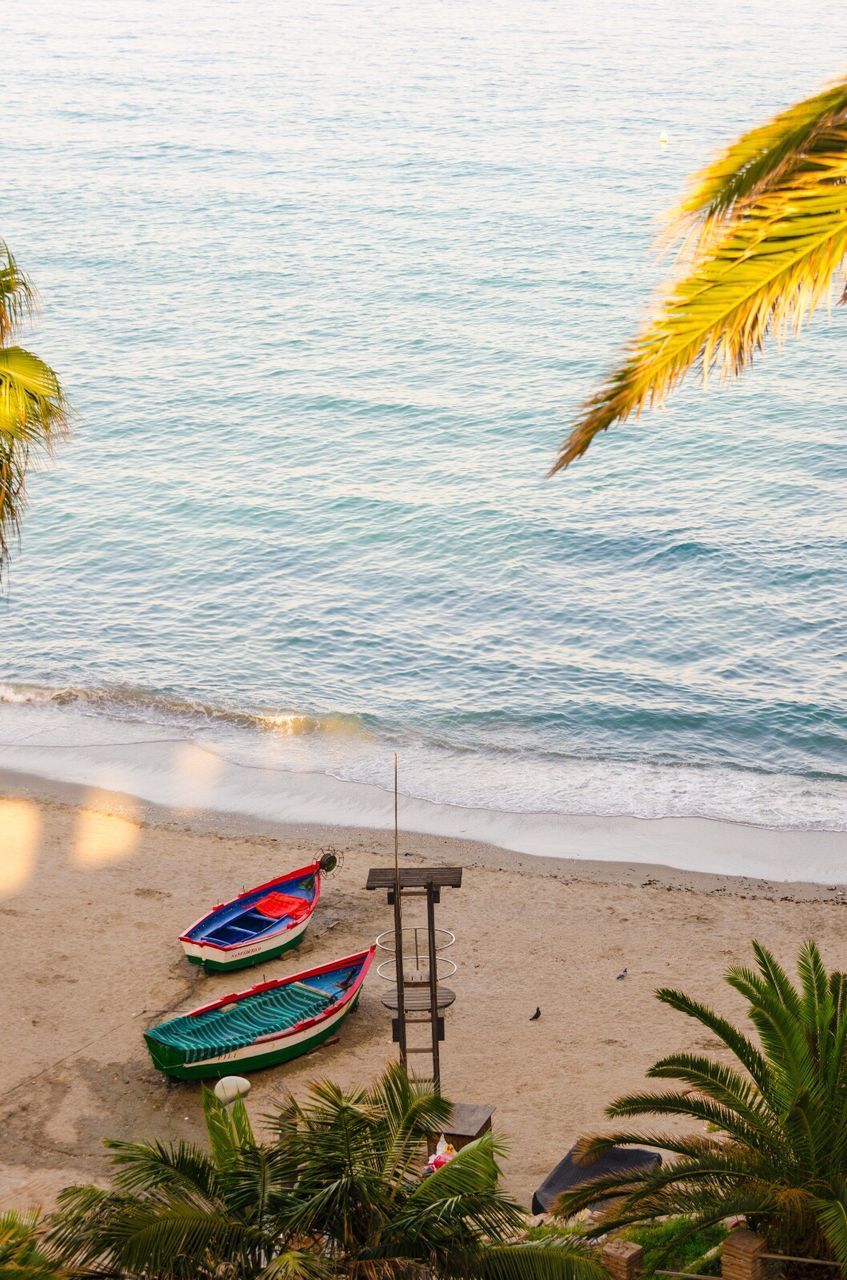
[186,873,316,947]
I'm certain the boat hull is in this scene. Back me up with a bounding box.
[146,994,360,1080]
[181,915,309,971]
[144,948,374,1081]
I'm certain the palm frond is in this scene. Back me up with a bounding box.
[388,1135,524,1246]
[0,244,34,343]
[202,1086,256,1169]
[477,1239,605,1280]
[555,942,847,1263]
[81,1199,263,1277]
[0,346,69,566]
[553,80,847,473]
[0,1211,65,1280]
[812,1196,847,1270]
[105,1138,221,1201]
[670,78,847,241]
[258,1250,331,1280]
[552,146,847,472]
[653,988,768,1088]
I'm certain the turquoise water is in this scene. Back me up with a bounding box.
[1,0,846,832]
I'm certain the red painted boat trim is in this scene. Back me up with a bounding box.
[178,861,322,952]
[186,947,376,1024]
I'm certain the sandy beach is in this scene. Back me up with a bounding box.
[2,768,846,1215]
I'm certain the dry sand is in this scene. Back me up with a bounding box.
[1,768,846,1213]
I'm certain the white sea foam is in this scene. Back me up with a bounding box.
[1,695,845,882]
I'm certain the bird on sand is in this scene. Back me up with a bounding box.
[530,1007,541,1020]
[616,967,628,980]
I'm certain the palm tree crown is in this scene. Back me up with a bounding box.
[50,1063,602,1280]
[554,941,847,1271]
[553,78,847,472]
[0,241,68,569]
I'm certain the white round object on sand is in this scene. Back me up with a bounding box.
[214,1076,251,1105]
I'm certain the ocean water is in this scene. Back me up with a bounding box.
[1,0,846,846]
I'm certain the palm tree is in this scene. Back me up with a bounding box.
[554,941,847,1271]
[49,1063,602,1280]
[552,78,847,472]
[0,241,68,569]
[0,1210,65,1280]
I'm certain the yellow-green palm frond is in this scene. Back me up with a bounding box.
[0,243,35,344]
[552,119,847,474]
[0,345,69,565]
[671,77,847,246]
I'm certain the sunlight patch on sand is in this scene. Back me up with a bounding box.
[0,799,40,896]
[73,794,140,868]
[173,742,224,808]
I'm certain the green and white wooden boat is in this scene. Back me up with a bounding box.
[179,855,336,972]
[144,947,375,1080]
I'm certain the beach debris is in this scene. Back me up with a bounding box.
[423,1137,457,1177]
[530,1006,541,1020]
[214,1075,251,1105]
[616,967,628,980]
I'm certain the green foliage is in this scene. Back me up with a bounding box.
[48,1063,603,1280]
[0,241,68,569]
[554,941,847,1271]
[552,77,847,472]
[618,1217,725,1277]
[0,1211,65,1280]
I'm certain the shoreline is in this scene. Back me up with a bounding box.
[2,763,846,901]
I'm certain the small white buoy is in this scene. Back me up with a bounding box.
[659,131,669,148]
[214,1076,251,1106]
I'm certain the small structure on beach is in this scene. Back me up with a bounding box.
[367,758,493,1156]
[366,864,462,1090]
[365,756,464,1090]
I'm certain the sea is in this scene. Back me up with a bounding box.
[1,0,846,866]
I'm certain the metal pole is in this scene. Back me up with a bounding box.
[426,883,440,1090]
[392,754,407,1068]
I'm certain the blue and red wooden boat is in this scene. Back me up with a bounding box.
[179,856,334,972]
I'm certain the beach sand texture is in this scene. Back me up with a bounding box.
[1,771,846,1212]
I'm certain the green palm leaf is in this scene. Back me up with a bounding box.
[0,247,34,344]
[812,1195,847,1272]
[0,241,68,572]
[0,345,68,565]
[88,1200,264,1276]
[257,1250,331,1280]
[202,1087,256,1169]
[105,1138,221,1200]
[0,1211,65,1280]
[478,1240,604,1280]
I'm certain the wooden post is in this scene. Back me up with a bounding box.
[721,1229,766,1280]
[426,883,440,1089]
[602,1241,643,1280]
[392,754,407,1068]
